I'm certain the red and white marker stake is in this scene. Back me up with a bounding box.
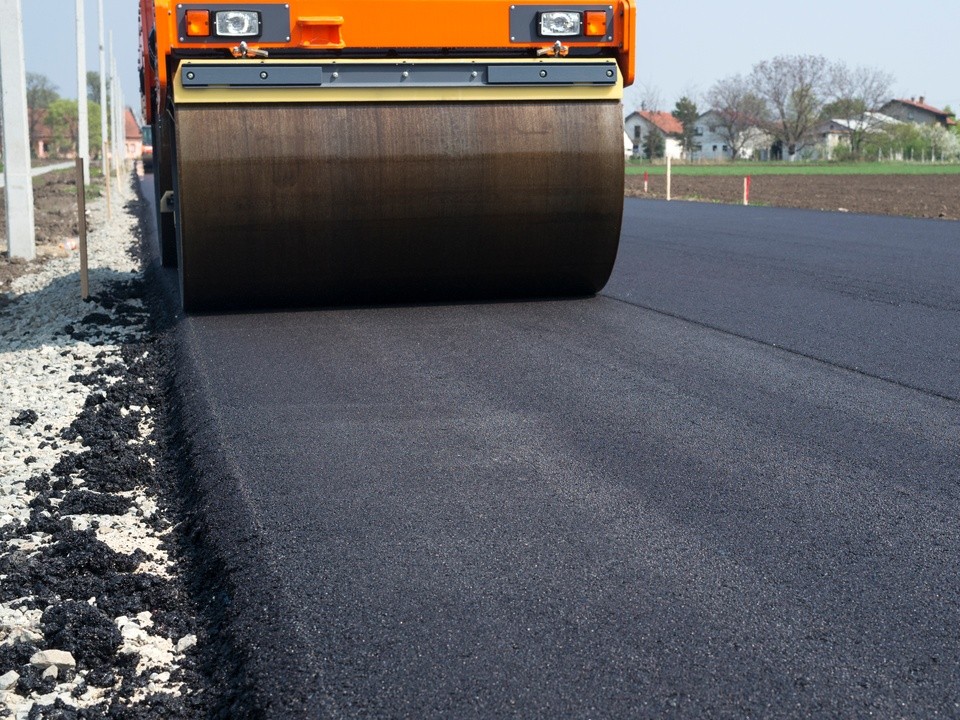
[643,171,649,193]
[666,157,672,201]
[743,175,752,206]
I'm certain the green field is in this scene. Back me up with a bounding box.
[626,162,960,176]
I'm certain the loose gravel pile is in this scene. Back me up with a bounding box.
[0,183,210,718]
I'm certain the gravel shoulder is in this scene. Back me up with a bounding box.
[0,178,212,718]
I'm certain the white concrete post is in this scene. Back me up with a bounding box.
[76,0,90,184]
[0,0,36,260]
[98,0,108,171]
[111,42,124,173]
[109,34,118,163]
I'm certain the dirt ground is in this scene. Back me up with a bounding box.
[0,170,101,297]
[626,173,960,221]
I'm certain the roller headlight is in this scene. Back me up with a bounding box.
[215,10,261,37]
[539,11,581,36]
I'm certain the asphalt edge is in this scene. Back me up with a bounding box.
[133,178,332,718]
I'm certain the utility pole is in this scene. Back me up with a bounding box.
[98,0,108,162]
[76,0,90,184]
[110,35,120,168]
[0,0,36,260]
[98,0,111,211]
[109,37,125,189]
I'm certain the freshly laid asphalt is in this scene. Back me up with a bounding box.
[142,181,960,718]
[611,201,960,400]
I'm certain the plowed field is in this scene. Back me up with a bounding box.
[625,173,960,220]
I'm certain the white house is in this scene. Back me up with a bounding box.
[813,113,900,160]
[690,110,772,161]
[623,110,684,160]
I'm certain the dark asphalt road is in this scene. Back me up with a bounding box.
[142,181,960,718]
[610,201,960,401]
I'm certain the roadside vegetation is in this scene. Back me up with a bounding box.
[629,54,960,166]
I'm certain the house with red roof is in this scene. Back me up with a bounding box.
[124,108,144,161]
[879,97,956,128]
[28,109,55,159]
[624,110,685,160]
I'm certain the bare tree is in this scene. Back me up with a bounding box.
[627,79,663,112]
[707,74,769,160]
[826,63,895,158]
[750,54,830,159]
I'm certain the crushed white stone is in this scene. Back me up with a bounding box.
[0,177,197,717]
[28,650,75,671]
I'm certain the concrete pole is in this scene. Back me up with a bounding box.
[118,87,125,173]
[0,0,36,260]
[98,0,108,171]
[108,34,115,157]
[110,37,121,169]
[75,0,90,184]
[117,83,124,173]
[111,47,123,188]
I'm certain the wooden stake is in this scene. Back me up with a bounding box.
[103,142,112,218]
[75,158,90,300]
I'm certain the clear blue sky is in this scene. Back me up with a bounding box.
[625,0,960,115]
[19,0,960,120]
[21,0,140,117]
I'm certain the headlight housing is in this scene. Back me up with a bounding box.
[215,10,261,37]
[539,11,581,36]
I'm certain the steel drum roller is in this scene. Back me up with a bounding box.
[174,101,624,311]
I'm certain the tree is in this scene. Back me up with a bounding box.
[943,105,960,139]
[628,80,663,113]
[919,123,960,161]
[43,100,102,157]
[46,99,78,156]
[26,72,59,157]
[826,63,894,158]
[643,128,665,160]
[672,96,699,157]
[750,54,830,160]
[85,101,102,156]
[820,98,867,120]
[26,72,58,109]
[87,71,101,104]
[707,74,769,160]
[859,122,958,162]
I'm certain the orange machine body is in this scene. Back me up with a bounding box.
[140,0,635,123]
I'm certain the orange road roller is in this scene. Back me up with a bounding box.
[139,0,636,311]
